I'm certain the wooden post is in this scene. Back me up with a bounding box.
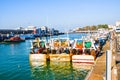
[106,50,112,80]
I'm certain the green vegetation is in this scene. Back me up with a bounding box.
[77,24,109,30]
[98,24,108,29]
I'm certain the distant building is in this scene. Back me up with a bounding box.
[36,26,59,36]
[0,25,60,35]
[116,21,120,27]
[51,28,59,35]
[36,28,41,35]
[41,26,49,34]
[73,27,80,31]
[18,26,36,31]
[0,29,33,34]
[108,25,116,29]
[18,27,25,30]
[36,26,49,36]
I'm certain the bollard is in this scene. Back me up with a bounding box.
[106,50,112,80]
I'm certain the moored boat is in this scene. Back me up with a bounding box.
[72,55,95,64]
[4,36,25,42]
[71,38,96,64]
[49,38,71,62]
[72,62,93,70]
[29,37,49,63]
[29,54,47,62]
[29,35,102,63]
[49,53,71,62]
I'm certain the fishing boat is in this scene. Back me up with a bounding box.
[49,53,71,62]
[29,53,47,67]
[72,62,93,70]
[29,33,101,63]
[72,55,95,64]
[4,36,25,42]
[29,37,49,63]
[71,38,96,64]
[20,34,35,39]
[49,38,71,62]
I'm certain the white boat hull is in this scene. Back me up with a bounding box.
[49,53,71,62]
[72,55,94,64]
[29,54,47,62]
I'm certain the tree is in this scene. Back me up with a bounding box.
[97,24,108,29]
[90,25,97,30]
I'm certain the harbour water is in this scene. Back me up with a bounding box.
[0,33,90,80]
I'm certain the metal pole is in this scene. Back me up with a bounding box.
[106,50,112,80]
[110,39,112,51]
[109,32,112,51]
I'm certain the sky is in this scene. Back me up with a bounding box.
[0,0,120,31]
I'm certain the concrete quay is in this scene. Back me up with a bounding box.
[87,41,109,80]
[87,39,119,80]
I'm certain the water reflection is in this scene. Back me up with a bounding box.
[49,62,72,80]
[30,60,91,80]
[72,63,92,80]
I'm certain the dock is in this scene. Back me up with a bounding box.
[116,54,120,62]
[86,40,109,80]
[116,33,120,80]
[87,32,120,80]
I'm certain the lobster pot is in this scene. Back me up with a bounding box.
[72,55,94,64]
[49,54,71,62]
[29,54,47,62]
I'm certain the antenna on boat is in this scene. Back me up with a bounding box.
[49,26,53,54]
[66,30,70,47]
[30,40,33,49]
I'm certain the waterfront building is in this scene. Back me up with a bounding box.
[15,26,36,34]
[116,21,120,27]
[41,26,49,35]
[108,25,116,30]
[36,26,59,36]
[72,27,80,32]
[0,29,33,34]
[51,28,59,35]
[36,26,48,36]
[18,26,36,31]
[36,28,42,36]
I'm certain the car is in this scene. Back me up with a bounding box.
[115,28,120,33]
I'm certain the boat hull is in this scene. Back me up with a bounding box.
[29,54,47,62]
[72,55,94,64]
[72,62,93,70]
[49,54,71,62]
[4,39,25,42]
